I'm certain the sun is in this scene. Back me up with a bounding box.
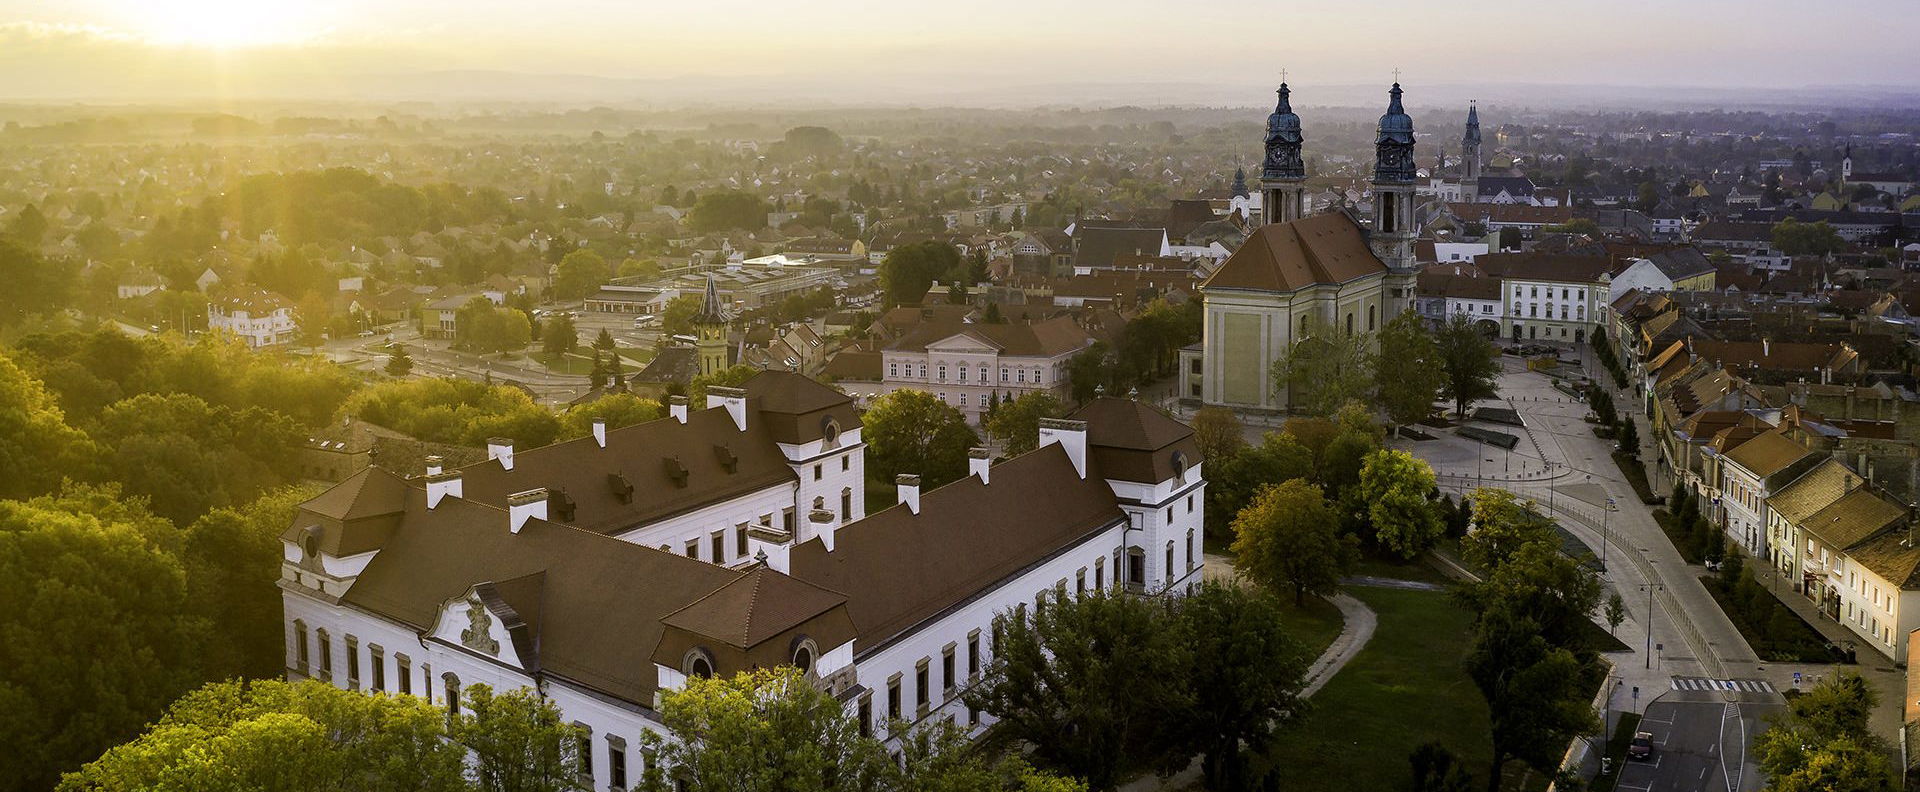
[117,0,325,48]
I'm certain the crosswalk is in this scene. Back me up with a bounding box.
[1670,676,1775,693]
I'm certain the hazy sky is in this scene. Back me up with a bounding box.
[2,0,1916,104]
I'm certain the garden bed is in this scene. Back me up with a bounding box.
[1704,574,1847,664]
[1610,452,1658,504]
[1458,426,1520,449]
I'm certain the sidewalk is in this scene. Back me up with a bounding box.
[1745,555,1876,660]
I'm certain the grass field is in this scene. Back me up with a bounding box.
[1260,586,1546,791]
[1275,594,1346,660]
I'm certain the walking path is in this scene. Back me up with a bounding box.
[1118,586,1386,791]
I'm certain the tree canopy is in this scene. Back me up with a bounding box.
[985,390,1064,457]
[1435,315,1501,418]
[1374,311,1442,427]
[1230,479,1358,605]
[879,240,960,308]
[861,389,978,488]
[341,377,562,449]
[1271,320,1374,416]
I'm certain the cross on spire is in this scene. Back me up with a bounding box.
[1392,67,1402,83]
[1280,67,1288,84]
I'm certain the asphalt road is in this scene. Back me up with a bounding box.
[1612,682,1782,791]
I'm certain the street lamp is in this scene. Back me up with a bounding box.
[1602,497,1616,571]
[1639,583,1664,669]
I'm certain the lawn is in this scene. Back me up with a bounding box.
[1275,594,1346,660]
[1588,712,1643,792]
[1259,586,1530,791]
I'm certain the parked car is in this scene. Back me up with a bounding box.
[1627,732,1655,760]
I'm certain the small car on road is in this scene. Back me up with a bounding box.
[1627,732,1655,760]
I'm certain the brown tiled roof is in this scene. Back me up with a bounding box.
[1201,212,1386,293]
[1721,430,1813,478]
[1444,202,1574,226]
[788,443,1125,655]
[342,492,743,703]
[660,566,851,650]
[1842,531,1920,589]
[1768,459,1864,527]
[1070,398,1203,483]
[1475,251,1615,284]
[1418,271,1502,301]
[885,316,1093,358]
[822,348,883,381]
[1802,488,1906,551]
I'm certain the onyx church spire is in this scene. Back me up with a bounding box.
[1370,83,1419,316]
[1461,101,1483,183]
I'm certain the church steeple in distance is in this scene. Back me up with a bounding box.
[1231,166,1249,198]
[1373,83,1417,185]
[1259,82,1307,226]
[1460,101,1483,182]
[693,274,731,378]
[1368,81,1420,315]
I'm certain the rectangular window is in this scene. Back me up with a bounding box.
[889,363,897,377]
[958,367,967,382]
[915,659,930,714]
[370,645,385,691]
[710,531,725,562]
[813,464,822,480]
[345,636,361,689]
[294,620,310,674]
[317,630,333,682]
[942,645,956,694]
[783,508,795,531]
[1076,568,1086,594]
[608,737,627,790]
[887,675,902,721]
[959,393,967,406]
[422,664,431,701]
[1094,557,1104,589]
[684,540,699,559]
[736,524,748,558]
[396,654,412,695]
[1187,495,1194,513]
[842,456,850,471]
[858,694,873,738]
[574,725,593,782]
[967,630,981,678]
[1000,369,1008,382]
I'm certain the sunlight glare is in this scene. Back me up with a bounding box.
[118,0,324,48]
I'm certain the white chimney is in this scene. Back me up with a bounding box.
[809,508,839,551]
[426,471,463,509]
[424,455,444,477]
[969,447,993,483]
[487,437,515,471]
[507,488,547,534]
[668,395,689,424]
[1037,418,1089,479]
[707,386,748,431]
[896,474,921,515]
[1763,338,1771,357]
[591,417,608,448]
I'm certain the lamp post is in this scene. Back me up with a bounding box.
[1640,583,1664,669]
[1603,497,1616,571]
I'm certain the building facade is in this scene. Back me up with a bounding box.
[208,290,297,348]
[875,316,1093,423]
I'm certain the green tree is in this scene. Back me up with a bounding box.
[1374,311,1442,428]
[687,364,758,401]
[1756,669,1884,790]
[659,294,704,336]
[1204,431,1314,541]
[57,679,469,792]
[1230,479,1358,605]
[1356,449,1444,559]
[91,393,303,525]
[862,389,978,488]
[1465,609,1599,792]
[1271,318,1374,416]
[1176,582,1311,791]
[879,240,960,307]
[342,377,560,448]
[1461,541,1602,652]
[385,344,414,376]
[560,393,664,439]
[618,257,661,279]
[1771,218,1846,258]
[965,589,1189,790]
[457,684,585,792]
[1435,315,1500,418]
[1065,341,1117,403]
[1189,407,1246,464]
[687,191,768,233]
[1,493,212,792]
[1604,592,1626,636]
[985,391,1065,457]
[540,313,578,355]
[0,350,96,498]
[6,202,48,246]
[1459,488,1553,572]
[552,249,608,300]
[183,487,321,681]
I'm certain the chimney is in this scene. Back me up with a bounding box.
[507,488,547,534]
[896,474,921,514]
[426,471,463,509]
[707,386,748,431]
[969,447,993,483]
[487,437,515,471]
[809,508,839,551]
[668,395,689,423]
[424,455,444,477]
[1038,417,1089,478]
[591,417,608,448]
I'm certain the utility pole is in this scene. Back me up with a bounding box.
[1640,583,1664,669]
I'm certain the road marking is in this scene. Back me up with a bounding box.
[1671,676,1774,693]
[1727,702,1746,792]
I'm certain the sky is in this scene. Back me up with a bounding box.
[1,0,1916,105]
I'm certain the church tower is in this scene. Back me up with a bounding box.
[1259,83,1306,227]
[693,274,730,378]
[1370,83,1420,317]
[1460,101,1483,186]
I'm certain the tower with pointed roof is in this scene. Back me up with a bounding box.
[1461,101,1483,185]
[693,275,731,379]
[1370,83,1420,317]
[1260,83,1307,227]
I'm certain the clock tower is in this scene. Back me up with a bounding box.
[1259,83,1306,227]
[1370,83,1419,317]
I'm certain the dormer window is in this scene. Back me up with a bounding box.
[791,636,819,676]
[684,648,715,679]
[1171,451,1189,483]
[821,416,841,448]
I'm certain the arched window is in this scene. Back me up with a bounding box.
[1368,305,1377,331]
[684,648,715,679]
[821,416,841,447]
[790,636,819,676]
[443,673,462,715]
[1170,451,1188,483]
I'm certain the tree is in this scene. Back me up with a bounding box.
[1771,218,1846,258]
[1465,609,1599,792]
[58,679,469,792]
[342,377,561,448]
[1271,318,1374,416]
[1176,582,1311,791]
[879,240,960,307]
[457,684,585,792]
[0,350,96,499]
[1190,407,1246,465]
[6,202,48,246]
[618,257,661,280]
[1617,416,1639,457]
[455,297,532,354]
[183,487,320,681]
[1204,431,1314,541]
[386,344,414,376]
[1374,311,1443,428]
[92,393,303,525]
[552,249,608,299]
[659,294,704,336]
[540,313,578,355]
[1461,541,1602,652]
[1604,592,1626,636]
[687,364,757,401]
[1435,315,1500,418]
[1459,488,1553,572]
[1065,341,1117,403]
[1231,479,1358,605]
[985,391,1064,457]
[862,389,978,488]
[1356,449,1444,559]
[687,191,768,233]
[1755,671,1887,792]
[0,490,214,792]
[560,393,664,439]
[965,589,1189,790]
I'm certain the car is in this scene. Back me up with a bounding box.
[1627,731,1655,760]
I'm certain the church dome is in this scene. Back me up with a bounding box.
[1376,83,1413,143]
[1266,84,1300,135]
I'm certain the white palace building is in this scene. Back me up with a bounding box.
[280,371,1205,787]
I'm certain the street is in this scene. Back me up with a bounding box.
[1614,695,1780,792]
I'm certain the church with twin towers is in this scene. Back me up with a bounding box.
[1185,81,1478,413]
